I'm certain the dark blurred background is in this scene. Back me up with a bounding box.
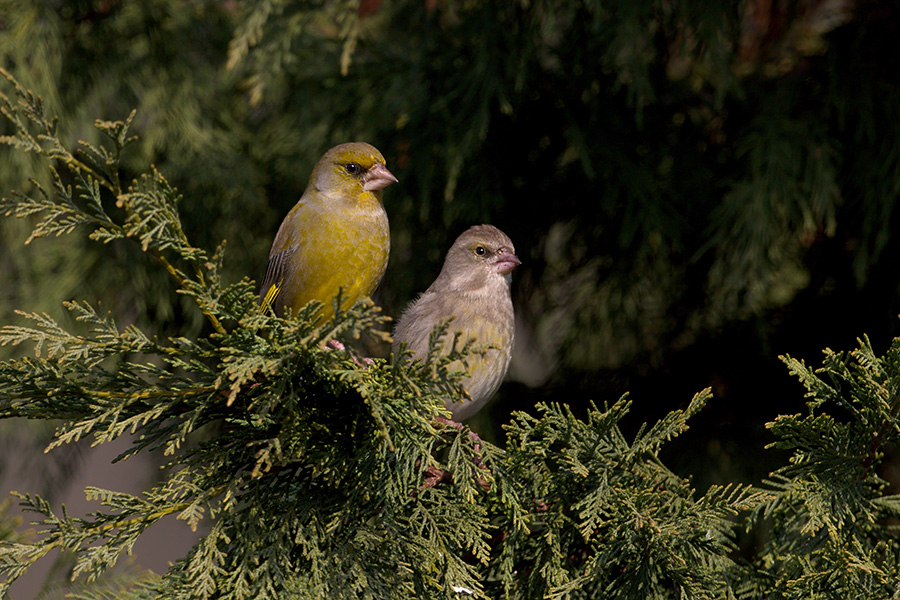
[2,0,900,594]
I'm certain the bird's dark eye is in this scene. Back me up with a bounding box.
[474,246,486,256]
[344,162,361,175]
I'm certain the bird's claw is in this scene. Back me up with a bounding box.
[326,339,374,367]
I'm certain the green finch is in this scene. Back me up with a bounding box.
[393,225,520,421]
[259,142,397,320]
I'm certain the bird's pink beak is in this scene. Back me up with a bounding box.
[362,163,399,191]
[492,248,521,275]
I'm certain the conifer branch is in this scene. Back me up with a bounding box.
[2,69,228,336]
[146,247,227,335]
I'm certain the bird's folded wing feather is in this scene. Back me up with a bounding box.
[259,248,292,312]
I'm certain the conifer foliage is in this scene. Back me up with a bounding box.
[3,65,900,598]
[0,69,755,599]
[3,1,900,598]
[0,68,755,599]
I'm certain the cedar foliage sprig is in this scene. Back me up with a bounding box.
[490,392,770,600]
[739,338,900,599]
[0,67,226,336]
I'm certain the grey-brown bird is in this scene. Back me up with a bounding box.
[392,225,520,421]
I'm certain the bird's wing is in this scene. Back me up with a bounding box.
[259,248,294,313]
[393,289,461,358]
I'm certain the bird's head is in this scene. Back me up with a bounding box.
[441,225,521,294]
[310,142,398,201]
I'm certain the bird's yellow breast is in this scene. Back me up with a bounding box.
[271,191,389,320]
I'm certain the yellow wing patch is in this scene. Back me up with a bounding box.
[260,279,283,314]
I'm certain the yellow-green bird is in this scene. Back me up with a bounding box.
[259,142,397,320]
[392,225,520,421]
